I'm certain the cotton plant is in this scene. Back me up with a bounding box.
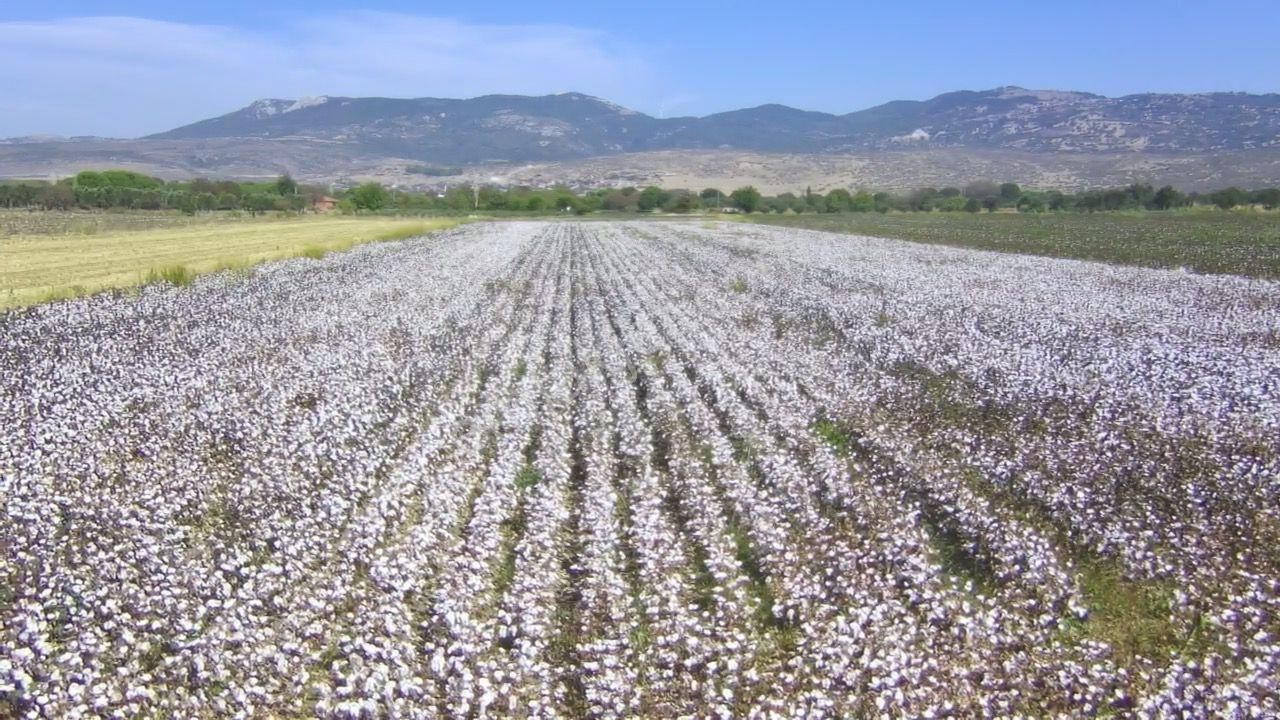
[2,220,1277,718]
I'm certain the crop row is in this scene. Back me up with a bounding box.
[1,221,1276,717]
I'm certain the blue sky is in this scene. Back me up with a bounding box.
[3,1,1277,137]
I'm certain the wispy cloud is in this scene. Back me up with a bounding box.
[0,13,656,137]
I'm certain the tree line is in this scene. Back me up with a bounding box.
[315,181,1280,215]
[0,171,315,215]
[706,182,1280,214]
[2,171,1278,216]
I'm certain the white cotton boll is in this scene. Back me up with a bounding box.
[3,220,1278,717]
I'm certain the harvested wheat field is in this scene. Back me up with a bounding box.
[0,215,462,309]
[1,221,1277,718]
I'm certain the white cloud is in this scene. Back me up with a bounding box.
[0,14,656,137]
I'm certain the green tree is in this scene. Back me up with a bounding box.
[729,186,762,213]
[907,187,940,211]
[963,180,1000,199]
[478,186,507,210]
[1149,185,1186,210]
[1,183,39,208]
[554,194,580,213]
[774,192,805,213]
[601,190,637,212]
[637,186,669,212]
[1209,187,1248,210]
[525,195,546,212]
[189,178,219,195]
[73,170,162,191]
[244,193,276,216]
[664,190,701,213]
[824,188,853,213]
[37,183,76,210]
[350,182,389,211]
[1016,192,1046,212]
[176,193,200,216]
[443,186,474,211]
[1252,188,1280,210]
[764,196,790,214]
[73,186,105,209]
[999,182,1022,203]
[276,174,298,196]
[577,192,603,214]
[804,186,825,212]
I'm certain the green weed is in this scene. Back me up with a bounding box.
[144,264,195,287]
[514,463,540,490]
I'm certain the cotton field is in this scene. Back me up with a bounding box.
[1,221,1277,718]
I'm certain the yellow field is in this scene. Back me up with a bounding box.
[0,215,465,310]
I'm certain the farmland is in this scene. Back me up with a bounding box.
[0,209,236,238]
[0,213,462,310]
[1,220,1277,717]
[750,210,1280,278]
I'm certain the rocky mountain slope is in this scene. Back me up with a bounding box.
[147,87,1280,162]
[5,87,1280,190]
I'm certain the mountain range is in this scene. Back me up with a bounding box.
[3,87,1280,191]
[148,87,1280,162]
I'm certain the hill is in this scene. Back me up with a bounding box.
[149,87,1280,159]
[4,87,1280,190]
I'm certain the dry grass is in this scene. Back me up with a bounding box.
[0,216,464,309]
[0,209,233,237]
